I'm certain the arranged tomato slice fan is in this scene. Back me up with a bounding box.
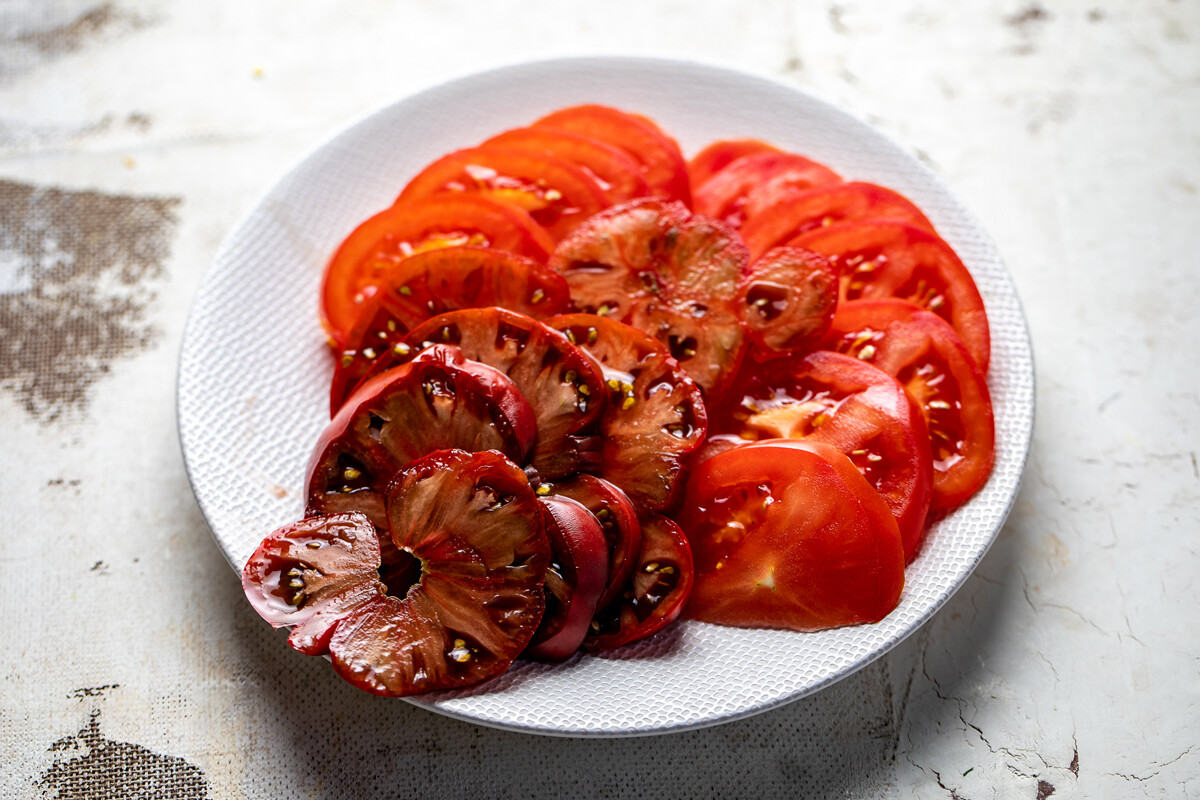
[739,182,936,260]
[533,105,692,207]
[703,350,933,562]
[482,127,650,205]
[305,345,537,529]
[585,515,695,651]
[677,439,904,630]
[550,198,749,396]
[328,449,550,697]
[686,139,781,188]
[320,194,556,347]
[395,145,610,241]
[735,246,839,360]
[545,313,707,512]
[824,298,995,517]
[790,220,991,374]
[693,151,842,228]
[548,473,643,610]
[329,246,570,414]
[525,496,610,661]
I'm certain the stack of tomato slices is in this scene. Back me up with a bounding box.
[241,106,996,698]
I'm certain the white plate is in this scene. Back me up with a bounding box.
[177,56,1034,737]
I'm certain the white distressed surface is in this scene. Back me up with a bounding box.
[1,1,1198,798]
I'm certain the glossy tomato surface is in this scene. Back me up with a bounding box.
[735,246,839,360]
[549,472,643,610]
[483,127,649,205]
[693,151,842,228]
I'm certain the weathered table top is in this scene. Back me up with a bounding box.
[2,1,1197,797]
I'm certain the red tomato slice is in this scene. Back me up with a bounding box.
[789,220,991,374]
[329,246,570,414]
[735,246,839,359]
[483,127,649,205]
[585,514,694,651]
[676,439,904,630]
[740,181,936,259]
[320,194,556,348]
[328,449,549,696]
[548,473,643,610]
[693,151,842,228]
[703,350,933,562]
[687,139,781,188]
[824,298,995,516]
[534,105,692,207]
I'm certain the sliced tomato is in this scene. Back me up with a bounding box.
[687,139,781,188]
[693,151,842,228]
[328,449,549,696]
[789,220,990,374]
[824,298,995,516]
[740,181,936,259]
[704,350,933,561]
[526,496,610,661]
[548,472,643,610]
[735,246,839,359]
[545,314,707,512]
[320,195,556,347]
[677,439,904,630]
[585,514,694,651]
[329,246,570,414]
[483,127,649,205]
[550,198,748,395]
[534,105,692,207]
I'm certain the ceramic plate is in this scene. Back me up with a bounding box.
[177,56,1034,737]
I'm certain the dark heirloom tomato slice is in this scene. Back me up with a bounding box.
[545,314,707,512]
[693,151,842,229]
[320,194,556,347]
[703,350,933,562]
[686,139,781,188]
[825,298,995,517]
[328,449,549,696]
[740,182,936,260]
[677,440,904,631]
[790,220,990,374]
[736,246,839,358]
[533,105,692,207]
[395,145,610,241]
[483,127,649,205]
[548,473,643,610]
[241,512,384,655]
[585,514,694,651]
[550,198,749,395]
[525,496,610,661]
[391,308,606,479]
[329,247,570,414]
[305,345,537,529]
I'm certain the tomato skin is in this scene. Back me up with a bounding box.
[549,472,643,610]
[789,220,990,374]
[693,151,842,228]
[687,139,781,188]
[676,440,904,631]
[735,246,839,359]
[483,127,649,205]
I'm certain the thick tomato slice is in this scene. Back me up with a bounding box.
[395,145,610,241]
[545,314,707,512]
[550,198,748,395]
[676,440,904,630]
[305,345,537,529]
[533,105,692,207]
[693,151,842,228]
[548,472,643,610]
[789,220,991,374]
[703,350,933,562]
[320,194,556,347]
[585,514,694,651]
[825,298,995,516]
[735,246,839,359]
[328,449,550,696]
[483,127,649,205]
[740,181,936,260]
[525,496,610,661]
[329,246,570,414]
[687,139,781,188]
[241,512,385,655]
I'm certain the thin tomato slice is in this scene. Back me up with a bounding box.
[687,139,781,188]
[824,298,995,517]
[320,195,555,348]
[548,473,643,610]
[693,151,842,228]
[676,440,904,630]
[483,127,649,205]
[736,246,839,359]
[790,220,991,374]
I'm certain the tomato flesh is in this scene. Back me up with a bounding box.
[693,151,842,228]
[735,246,839,359]
[483,127,649,205]
[548,473,643,611]
[687,139,781,188]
